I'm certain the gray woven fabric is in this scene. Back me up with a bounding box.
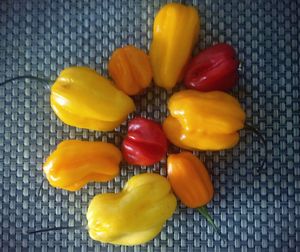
[0,0,299,251]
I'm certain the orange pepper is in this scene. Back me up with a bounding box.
[43,140,122,191]
[167,152,213,207]
[167,152,221,235]
[108,45,153,95]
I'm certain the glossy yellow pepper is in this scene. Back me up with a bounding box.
[51,67,135,131]
[163,90,246,150]
[149,3,200,90]
[86,173,177,245]
[43,140,122,191]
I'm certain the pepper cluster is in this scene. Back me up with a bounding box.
[41,3,244,246]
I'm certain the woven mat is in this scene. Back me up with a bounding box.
[0,0,299,251]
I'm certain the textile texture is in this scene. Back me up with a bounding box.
[0,0,299,251]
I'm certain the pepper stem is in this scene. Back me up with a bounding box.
[198,206,222,238]
[36,178,46,196]
[0,75,51,87]
[27,224,85,235]
[244,123,267,171]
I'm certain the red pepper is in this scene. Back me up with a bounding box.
[122,117,168,165]
[184,43,239,91]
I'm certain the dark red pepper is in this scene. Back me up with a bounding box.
[122,117,168,166]
[184,43,239,91]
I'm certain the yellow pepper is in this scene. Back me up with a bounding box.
[51,67,135,131]
[149,3,200,90]
[43,140,122,191]
[163,90,246,150]
[86,173,177,245]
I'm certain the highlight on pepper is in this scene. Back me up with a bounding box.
[43,140,122,191]
[87,173,177,245]
[51,66,135,131]
[163,90,246,151]
[108,45,153,96]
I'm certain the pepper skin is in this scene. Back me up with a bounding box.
[163,90,246,150]
[184,43,239,91]
[51,67,135,131]
[43,140,122,191]
[86,173,177,245]
[167,152,219,233]
[108,45,153,95]
[122,117,168,165]
[167,152,213,208]
[149,3,200,90]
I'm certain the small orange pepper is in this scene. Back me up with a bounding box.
[167,152,213,208]
[108,45,153,95]
[43,140,122,191]
[167,152,221,235]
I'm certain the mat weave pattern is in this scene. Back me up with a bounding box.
[0,0,299,251]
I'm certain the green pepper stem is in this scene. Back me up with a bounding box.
[36,178,46,196]
[0,75,51,87]
[244,123,267,171]
[198,206,223,238]
[27,224,85,235]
